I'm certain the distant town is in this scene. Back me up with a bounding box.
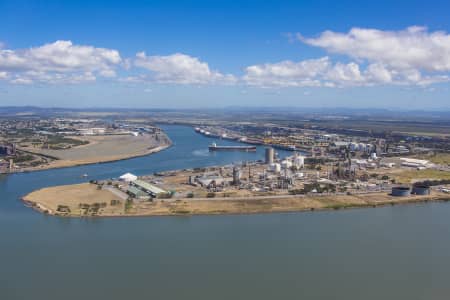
[0,116,171,173]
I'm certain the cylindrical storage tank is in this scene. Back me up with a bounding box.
[294,155,305,168]
[269,163,281,173]
[412,185,431,195]
[232,167,241,185]
[391,186,411,197]
[281,160,292,169]
[265,147,274,164]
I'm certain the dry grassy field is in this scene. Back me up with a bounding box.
[17,134,169,171]
[393,169,450,184]
[27,134,159,160]
[23,183,450,217]
[23,183,126,216]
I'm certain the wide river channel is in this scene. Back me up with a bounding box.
[1,125,450,299]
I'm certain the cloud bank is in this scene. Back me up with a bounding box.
[0,40,121,84]
[1,26,450,87]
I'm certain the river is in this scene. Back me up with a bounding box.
[1,125,449,299]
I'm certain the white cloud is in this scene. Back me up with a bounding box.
[10,77,33,85]
[300,26,450,72]
[133,52,236,84]
[364,63,392,83]
[2,27,449,88]
[0,40,121,84]
[242,58,449,88]
[243,58,371,87]
[243,57,330,87]
[325,62,364,85]
[295,26,450,86]
[242,26,450,88]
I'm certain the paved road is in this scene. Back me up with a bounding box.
[103,186,128,200]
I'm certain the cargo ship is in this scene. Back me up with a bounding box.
[208,142,257,152]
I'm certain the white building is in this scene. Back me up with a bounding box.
[400,158,431,169]
[119,173,138,182]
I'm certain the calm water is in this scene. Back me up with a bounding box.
[1,125,450,299]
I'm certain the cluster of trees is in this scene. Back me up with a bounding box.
[14,154,34,163]
[414,179,450,187]
[56,205,71,213]
[125,198,133,212]
[79,202,107,214]
[110,199,121,206]
[157,191,175,199]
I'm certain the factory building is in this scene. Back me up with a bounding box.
[196,174,226,187]
[0,143,16,156]
[78,127,106,135]
[131,179,167,197]
[400,158,431,169]
[127,186,148,199]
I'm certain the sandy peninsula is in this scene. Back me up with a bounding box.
[15,133,171,172]
[23,182,450,217]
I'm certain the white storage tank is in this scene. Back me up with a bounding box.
[293,155,305,168]
[281,160,292,169]
[269,163,281,173]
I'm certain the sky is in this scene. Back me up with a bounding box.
[0,0,450,109]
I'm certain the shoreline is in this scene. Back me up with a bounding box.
[22,185,450,218]
[7,134,172,174]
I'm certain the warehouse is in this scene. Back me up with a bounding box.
[131,179,167,197]
[127,186,149,199]
[400,158,431,169]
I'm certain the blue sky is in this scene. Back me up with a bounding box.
[0,0,450,109]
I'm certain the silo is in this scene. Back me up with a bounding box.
[412,185,431,195]
[391,186,411,197]
[265,147,274,164]
[232,167,241,185]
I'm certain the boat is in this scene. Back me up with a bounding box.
[81,173,88,178]
[208,142,256,152]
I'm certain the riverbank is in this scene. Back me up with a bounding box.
[10,132,172,173]
[23,183,450,217]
